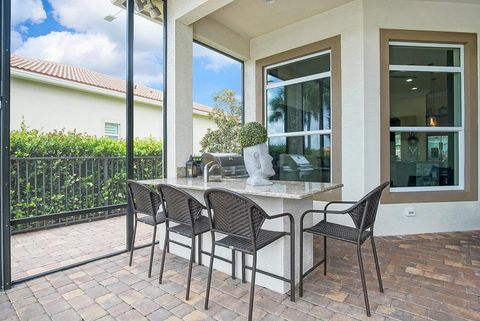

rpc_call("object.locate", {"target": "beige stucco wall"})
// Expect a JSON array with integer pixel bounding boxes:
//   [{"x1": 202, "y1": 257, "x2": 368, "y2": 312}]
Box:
[
  {"x1": 240, "y1": 0, "x2": 480, "y2": 235},
  {"x1": 10, "y1": 73, "x2": 215, "y2": 154}
]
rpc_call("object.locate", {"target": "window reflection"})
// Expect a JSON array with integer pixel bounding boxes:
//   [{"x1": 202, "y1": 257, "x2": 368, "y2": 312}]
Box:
[
  {"x1": 390, "y1": 45, "x2": 460, "y2": 67},
  {"x1": 267, "y1": 78, "x2": 330, "y2": 135},
  {"x1": 267, "y1": 54, "x2": 330, "y2": 84},
  {"x1": 390, "y1": 132, "x2": 458, "y2": 187},
  {"x1": 269, "y1": 135, "x2": 331, "y2": 182},
  {"x1": 390, "y1": 71, "x2": 461, "y2": 127}
]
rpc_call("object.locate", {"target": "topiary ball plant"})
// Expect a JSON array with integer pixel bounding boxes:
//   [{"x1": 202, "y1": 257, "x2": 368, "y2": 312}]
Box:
[{"x1": 238, "y1": 122, "x2": 268, "y2": 148}]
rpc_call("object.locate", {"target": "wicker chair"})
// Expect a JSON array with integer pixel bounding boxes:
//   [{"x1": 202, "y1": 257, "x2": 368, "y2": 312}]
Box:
[
  {"x1": 299, "y1": 182, "x2": 389, "y2": 317},
  {"x1": 157, "y1": 184, "x2": 210, "y2": 300},
  {"x1": 203, "y1": 188, "x2": 295, "y2": 321},
  {"x1": 127, "y1": 180, "x2": 167, "y2": 278}
]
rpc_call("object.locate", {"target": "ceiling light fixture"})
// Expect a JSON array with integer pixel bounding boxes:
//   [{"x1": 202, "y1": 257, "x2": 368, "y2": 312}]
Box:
[
  {"x1": 104, "y1": 9, "x2": 124, "y2": 22},
  {"x1": 144, "y1": 0, "x2": 161, "y2": 18},
  {"x1": 134, "y1": 0, "x2": 145, "y2": 12},
  {"x1": 406, "y1": 78, "x2": 413, "y2": 82},
  {"x1": 411, "y1": 87, "x2": 418, "y2": 91}
]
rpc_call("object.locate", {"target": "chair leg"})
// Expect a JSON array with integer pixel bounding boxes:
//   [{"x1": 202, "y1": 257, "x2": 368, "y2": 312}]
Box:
[
  {"x1": 290, "y1": 233, "x2": 295, "y2": 302},
  {"x1": 241, "y1": 252, "x2": 246, "y2": 283},
  {"x1": 198, "y1": 234, "x2": 202, "y2": 266},
  {"x1": 357, "y1": 244, "x2": 371, "y2": 317},
  {"x1": 166, "y1": 229, "x2": 170, "y2": 253},
  {"x1": 231, "y1": 250, "x2": 236, "y2": 280},
  {"x1": 371, "y1": 236, "x2": 384, "y2": 293},
  {"x1": 247, "y1": 253, "x2": 257, "y2": 321},
  {"x1": 148, "y1": 224, "x2": 158, "y2": 278},
  {"x1": 159, "y1": 229, "x2": 169, "y2": 284},
  {"x1": 323, "y1": 236, "x2": 327, "y2": 276},
  {"x1": 299, "y1": 229, "x2": 304, "y2": 297},
  {"x1": 204, "y1": 242, "x2": 215, "y2": 309},
  {"x1": 128, "y1": 218, "x2": 138, "y2": 266},
  {"x1": 186, "y1": 236, "x2": 196, "y2": 300}
]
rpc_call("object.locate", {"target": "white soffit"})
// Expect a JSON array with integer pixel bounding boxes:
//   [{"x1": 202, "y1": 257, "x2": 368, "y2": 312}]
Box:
[{"x1": 208, "y1": 0, "x2": 356, "y2": 39}]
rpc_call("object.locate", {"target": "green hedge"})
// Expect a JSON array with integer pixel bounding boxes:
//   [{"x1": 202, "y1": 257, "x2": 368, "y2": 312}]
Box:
[{"x1": 10, "y1": 124, "x2": 163, "y2": 221}]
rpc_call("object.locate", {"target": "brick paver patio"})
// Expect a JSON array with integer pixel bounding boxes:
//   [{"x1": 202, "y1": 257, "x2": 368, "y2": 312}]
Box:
[
  {"x1": 2, "y1": 229, "x2": 479, "y2": 321},
  {"x1": 11, "y1": 216, "x2": 153, "y2": 280}
]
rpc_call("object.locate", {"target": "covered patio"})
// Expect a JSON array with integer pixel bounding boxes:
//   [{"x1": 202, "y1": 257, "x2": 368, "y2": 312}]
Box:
[
  {"x1": 1, "y1": 0, "x2": 480, "y2": 320},
  {"x1": 2, "y1": 228, "x2": 480, "y2": 321}
]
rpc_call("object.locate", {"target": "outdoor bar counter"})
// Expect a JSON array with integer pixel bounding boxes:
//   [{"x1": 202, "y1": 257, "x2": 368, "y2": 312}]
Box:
[{"x1": 138, "y1": 177, "x2": 342, "y2": 294}]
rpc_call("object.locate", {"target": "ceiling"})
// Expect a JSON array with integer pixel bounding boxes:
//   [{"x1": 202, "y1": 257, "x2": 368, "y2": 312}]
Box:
[{"x1": 208, "y1": 0, "x2": 355, "y2": 39}]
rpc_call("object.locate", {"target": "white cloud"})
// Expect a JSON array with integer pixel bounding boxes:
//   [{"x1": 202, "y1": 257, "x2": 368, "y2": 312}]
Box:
[
  {"x1": 13, "y1": 0, "x2": 164, "y2": 88},
  {"x1": 193, "y1": 43, "x2": 237, "y2": 72},
  {"x1": 11, "y1": 0, "x2": 46, "y2": 26},
  {"x1": 11, "y1": 31, "x2": 23, "y2": 51},
  {"x1": 15, "y1": 31, "x2": 125, "y2": 77}
]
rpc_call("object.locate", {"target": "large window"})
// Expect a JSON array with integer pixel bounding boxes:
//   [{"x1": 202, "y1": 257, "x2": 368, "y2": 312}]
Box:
[
  {"x1": 380, "y1": 30, "x2": 477, "y2": 203},
  {"x1": 389, "y1": 42, "x2": 463, "y2": 191},
  {"x1": 265, "y1": 51, "x2": 332, "y2": 183}
]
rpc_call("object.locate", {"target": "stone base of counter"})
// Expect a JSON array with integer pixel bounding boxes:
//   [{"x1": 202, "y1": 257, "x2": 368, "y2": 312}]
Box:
[{"x1": 157, "y1": 191, "x2": 315, "y2": 294}]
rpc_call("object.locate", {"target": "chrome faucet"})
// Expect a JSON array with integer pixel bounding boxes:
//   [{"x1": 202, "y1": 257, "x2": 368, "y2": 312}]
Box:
[{"x1": 203, "y1": 161, "x2": 220, "y2": 183}]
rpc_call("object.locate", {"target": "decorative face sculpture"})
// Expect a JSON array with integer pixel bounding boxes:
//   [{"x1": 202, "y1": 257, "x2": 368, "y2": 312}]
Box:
[{"x1": 243, "y1": 142, "x2": 275, "y2": 186}]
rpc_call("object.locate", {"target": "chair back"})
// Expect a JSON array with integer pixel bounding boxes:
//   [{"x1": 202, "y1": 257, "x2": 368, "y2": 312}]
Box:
[
  {"x1": 157, "y1": 184, "x2": 204, "y2": 226},
  {"x1": 348, "y1": 182, "x2": 389, "y2": 231},
  {"x1": 204, "y1": 189, "x2": 266, "y2": 241},
  {"x1": 127, "y1": 180, "x2": 162, "y2": 216}
]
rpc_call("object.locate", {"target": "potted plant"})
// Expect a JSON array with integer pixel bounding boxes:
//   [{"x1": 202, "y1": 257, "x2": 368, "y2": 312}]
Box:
[{"x1": 238, "y1": 122, "x2": 275, "y2": 186}]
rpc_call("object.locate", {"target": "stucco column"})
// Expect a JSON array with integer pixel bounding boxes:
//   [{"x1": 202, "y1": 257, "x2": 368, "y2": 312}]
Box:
[
  {"x1": 243, "y1": 60, "x2": 259, "y2": 122},
  {"x1": 166, "y1": 20, "x2": 193, "y2": 178}
]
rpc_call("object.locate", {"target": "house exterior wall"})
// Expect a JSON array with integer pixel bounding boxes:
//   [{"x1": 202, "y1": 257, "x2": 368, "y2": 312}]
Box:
[
  {"x1": 10, "y1": 74, "x2": 214, "y2": 154},
  {"x1": 241, "y1": 0, "x2": 480, "y2": 235}
]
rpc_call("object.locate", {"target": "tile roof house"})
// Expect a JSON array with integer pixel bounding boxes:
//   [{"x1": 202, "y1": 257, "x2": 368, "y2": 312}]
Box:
[{"x1": 9, "y1": 55, "x2": 214, "y2": 153}]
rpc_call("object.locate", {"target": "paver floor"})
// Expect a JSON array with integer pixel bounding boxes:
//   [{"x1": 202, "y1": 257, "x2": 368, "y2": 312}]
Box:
[
  {"x1": 2, "y1": 230, "x2": 480, "y2": 321},
  {"x1": 11, "y1": 216, "x2": 153, "y2": 280}
]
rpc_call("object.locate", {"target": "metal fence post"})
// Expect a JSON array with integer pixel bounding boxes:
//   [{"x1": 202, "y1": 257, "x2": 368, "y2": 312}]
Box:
[{"x1": 0, "y1": 0, "x2": 12, "y2": 291}]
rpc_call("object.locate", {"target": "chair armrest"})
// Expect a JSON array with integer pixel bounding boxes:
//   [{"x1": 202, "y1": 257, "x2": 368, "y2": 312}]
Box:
[
  {"x1": 266, "y1": 212, "x2": 295, "y2": 235},
  {"x1": 300, "y1": 209, "x2": 348, "y2": 231},
  {"x1": 267, "y1": 212, "x2": 293, "y2": 220},
  {"x1": 324, "y1": 201, "x2": 357, "y2": 211}
]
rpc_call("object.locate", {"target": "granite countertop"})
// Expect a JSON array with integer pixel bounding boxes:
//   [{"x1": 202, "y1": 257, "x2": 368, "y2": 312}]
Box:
[{"x1": 137, "y1": 177, "x2": 343, "y2": 200}]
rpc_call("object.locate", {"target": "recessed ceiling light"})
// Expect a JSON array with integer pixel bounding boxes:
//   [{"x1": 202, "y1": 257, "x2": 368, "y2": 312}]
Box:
[
  {"x1": 406, "y1": 78, "x2": 413, "y2": 82},
  {"x1": 411, "y1": 87, "x2": 418, "y2": 91}
]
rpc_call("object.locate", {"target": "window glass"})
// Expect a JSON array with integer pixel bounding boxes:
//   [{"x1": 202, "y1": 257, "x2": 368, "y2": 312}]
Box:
[
  {"x1": 390, "y1": 45, "x2": 461, "y2": 67},
  {"x1": 265, "y1": 51, "x2": 332, "y2": 183},
  {"x1": 390, "y1": 132, "x2": 459, "y2": 187},
  {"x1": 267, "y1": 53, "x2": 330, "y2": 84},
  {"x1": 268, "y1": 135, "x2": 331, "y2": 183},
  {"x1": 105, "y1": 122, "x2": 120, "y2": 140},
  {"x1": 389, "y1": 43, "x2": 463, "y2": 190},
  {"x1": 390, "y1": 71, "x2": 462, "y2": 127},
  {"x1": 266, "y1": 78, "x2": 330, "y2": 135}
]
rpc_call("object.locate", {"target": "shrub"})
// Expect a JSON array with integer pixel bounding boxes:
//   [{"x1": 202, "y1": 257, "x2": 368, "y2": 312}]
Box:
[
  {"x1": 238, "y1": 122, "x2": 268, "y2": 148},
  {"x1": 10, "y1": 123, "x2": 163, "y2": 221}
]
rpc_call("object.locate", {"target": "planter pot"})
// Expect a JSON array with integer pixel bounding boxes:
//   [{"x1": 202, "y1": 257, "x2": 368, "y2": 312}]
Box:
[{"x1": 243, "y1": 142, "x2": 275, "y2": 186}]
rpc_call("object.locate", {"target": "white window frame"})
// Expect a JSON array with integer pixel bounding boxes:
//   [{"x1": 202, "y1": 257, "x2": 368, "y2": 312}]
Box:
[
  {"x1": 264, "y1": 50, "x2": 333, "y2": 183},
  {"x1": 388, "y1": 41, "x2": 465, "y2": 192},
  {"x1": 104, "y1": 122, "x2": 120, "y2": 140}
]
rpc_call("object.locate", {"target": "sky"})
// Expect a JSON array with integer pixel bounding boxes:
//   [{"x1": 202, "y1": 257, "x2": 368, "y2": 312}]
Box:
[{"x1": 10, "y1": 0, "x2": 242, "y2": 107}]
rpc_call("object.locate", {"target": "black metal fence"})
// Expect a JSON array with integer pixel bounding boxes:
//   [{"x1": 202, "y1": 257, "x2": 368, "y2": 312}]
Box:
[{"x1": 10, "y1": 156, "x2": 162, "y2": 233}]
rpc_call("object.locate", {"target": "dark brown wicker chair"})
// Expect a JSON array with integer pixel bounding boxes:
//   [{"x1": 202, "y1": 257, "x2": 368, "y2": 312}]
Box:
[
  {"x1": 157, "y1": 184, "x2": 210, "y2": 300},
  {"x1": 203, "y1": 188, "x2": 295, "y2": 321},
  {"x1": 127, "y1": 180, "x2": 166, "y2": 278},
  {"x1": 299, "y1": 182, "x2": 389, "y2": 317}
]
